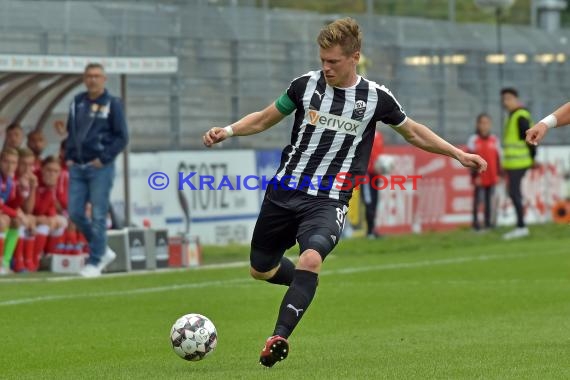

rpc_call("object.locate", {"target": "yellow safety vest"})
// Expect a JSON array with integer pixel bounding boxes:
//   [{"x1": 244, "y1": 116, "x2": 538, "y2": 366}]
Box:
[{"x1": 502, "y1": 108, "x2": 533, "y2": 170}]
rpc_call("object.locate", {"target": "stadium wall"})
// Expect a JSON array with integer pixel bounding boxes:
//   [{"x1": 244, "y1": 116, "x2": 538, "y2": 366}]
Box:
[{"x1": 1, "y1": 1, "x2": 569, "y2": 150}]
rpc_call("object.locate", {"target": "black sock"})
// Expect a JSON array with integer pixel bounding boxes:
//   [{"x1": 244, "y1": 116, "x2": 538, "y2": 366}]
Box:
[
  {"x1": 273, "y1": 269, "x2": 318, "y2": 339},
  {"x1": 267, "y1": 257, "x2": 295, "y2": 286}
]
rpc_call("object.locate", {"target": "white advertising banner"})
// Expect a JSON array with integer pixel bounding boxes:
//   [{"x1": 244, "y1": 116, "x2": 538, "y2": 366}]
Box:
[
  {"x1": 0, "y1": 54, "x2": 177, "y2": 74},
  {"x1": 111, "y1": 150, "x2": 260, "y2": 245},
  {"x1": 495, "y1": 146, "x2": 570, "y2": 226}
]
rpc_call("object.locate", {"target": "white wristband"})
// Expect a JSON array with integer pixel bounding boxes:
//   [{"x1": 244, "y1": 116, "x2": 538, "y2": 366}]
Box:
[
  {"x1": 539, "y1": 114, "x2": 558, "y2": 129},
  {"x1": 224, "y1": 125, "x2": 234, "y2": 137}
]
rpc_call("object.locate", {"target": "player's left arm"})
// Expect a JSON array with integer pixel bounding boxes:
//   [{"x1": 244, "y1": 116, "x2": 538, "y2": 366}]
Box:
[{"x1": 393, "y1": 118, "x2": 487, "y2": 172}]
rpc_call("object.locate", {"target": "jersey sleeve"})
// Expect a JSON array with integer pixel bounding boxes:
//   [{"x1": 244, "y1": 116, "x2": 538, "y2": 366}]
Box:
[
  {"x1": 274, "y1": 74, "x2": 309, "y2": 115},
  {"x1": 374, "y1": 86, "x2": 407, "y2": 127},
  {"x1": 275, "y1": 92, "x2": 296, "y2": 115},
  {"x1": 466, "y1": 134, "x2": 477, "y2": 152},
  {"x1": 0, "y1": 203, "x2": 18, "y2": 218}
]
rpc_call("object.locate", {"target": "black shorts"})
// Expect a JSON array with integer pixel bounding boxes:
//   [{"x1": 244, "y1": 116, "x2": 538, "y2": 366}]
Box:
[{"x1": 250, "y1": 181, "x2": 348, "y2": 272}]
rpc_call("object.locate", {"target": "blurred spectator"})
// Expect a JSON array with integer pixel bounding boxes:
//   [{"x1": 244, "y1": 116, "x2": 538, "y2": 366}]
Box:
[
  {"x1": 13, "y1": 148, "x2": 38, "y2": 215},
  {"x1": 8, "y1": 148, "x2": 38, "y2": 272},
  {"x1": 0, "y1": 148, "x2": 22, "y2": 274},
  {"x1": 3, "y1": 122, "x2": 25, "y2": 150},
  {"x1": 56, "y1": 140, "x2": 85, "y2": 256},
  {"x1": 361, "y1": 130, "x2": 383, "y2": 239},
  {"x1": 466, "y1": 113, "x2": 500, "y2": 231},
  {"x1": 56, "y1": 140, "x2": 69, "y2": 214},
  {"x1": 32, "y1": 156, "x2": 67, "y2": 271},
  {"x1": 500, "y1": 87, "x2": 535, "y2": 240},
  {"x1": 26, "y1": 130, "x2": 47, "y2": 177},
  {"x1": 65, "y1": 62, "x2": 129, "y2": 278}
]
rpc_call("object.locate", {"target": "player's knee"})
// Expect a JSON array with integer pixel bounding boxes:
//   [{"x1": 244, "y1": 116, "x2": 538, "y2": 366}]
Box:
[
  {"x1": 304, "y1": 234, "x2": 335, "y2": 257},
  {"x1": 297, "y1": 249, "x2": 323, "y2": 272},
  {"x1": 249, "y1": 266, "x2": 277, "y2": 280},
  {"x1": 250, "y1": 246, "x2": 283, "y2": 279}
]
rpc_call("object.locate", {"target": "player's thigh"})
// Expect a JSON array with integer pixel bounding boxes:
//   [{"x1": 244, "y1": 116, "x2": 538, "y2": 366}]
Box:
[
  {"x1": 250, "y1": 200, "x2": 297, "y2": 273},
  {"x1": 297, "y1": 201, "x2": 348, "y2": 260}
]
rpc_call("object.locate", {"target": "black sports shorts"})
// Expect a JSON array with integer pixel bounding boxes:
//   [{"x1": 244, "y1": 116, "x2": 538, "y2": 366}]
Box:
[{"x1": 250, "y1": 179, "x2": 348, "y2": 272}]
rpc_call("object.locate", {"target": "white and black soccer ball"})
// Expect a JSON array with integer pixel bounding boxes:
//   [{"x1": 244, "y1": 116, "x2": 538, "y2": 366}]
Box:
[
  {"x1": 170, "y1": 313, "x2": 218, "y2": 361},
  {"x1": 374, "y1": 155, "x2": 396, "y2": 175}
]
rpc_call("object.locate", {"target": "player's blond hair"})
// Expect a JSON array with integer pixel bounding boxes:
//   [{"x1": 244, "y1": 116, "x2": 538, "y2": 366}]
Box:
[{"x1": 317, "y1": 17, "x2": 362, "y2": 56}]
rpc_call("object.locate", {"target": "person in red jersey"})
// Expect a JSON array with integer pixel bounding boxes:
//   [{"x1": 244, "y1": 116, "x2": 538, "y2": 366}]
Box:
[
  {"x1": 3, "y1": 123, "x2": 25, "y2": 150},
  {"x1": 32, "y1": 156, "x2": 67, "y2": 270},
  {"x1": 0, "y1": 148, "x2": 27, "y2": 274},
  {"x1": 56, "y1": 140, "x2": 83, "y2": 255},
  {"x1": 466, "y1": 113, "x2": 501, "y2": 231},
  {"x1": 7, "y1": 148, "x2": 38, "y2": 272}
]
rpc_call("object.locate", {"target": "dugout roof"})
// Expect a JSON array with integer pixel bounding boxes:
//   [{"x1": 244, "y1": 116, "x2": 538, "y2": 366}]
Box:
[{"x1": 0, "y1": 54, "x2": 178, "y2": 225}]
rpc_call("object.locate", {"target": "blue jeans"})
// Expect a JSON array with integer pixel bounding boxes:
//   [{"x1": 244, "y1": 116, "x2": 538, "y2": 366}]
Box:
[{"x1": 69, "y1": 163, "x2": 115, "y2": 266}]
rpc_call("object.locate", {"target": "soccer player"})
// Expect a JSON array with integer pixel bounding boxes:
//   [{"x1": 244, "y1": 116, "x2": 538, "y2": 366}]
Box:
[
  {"x1": 203, "y1": 17, "x2": 487, "y2": 368},
  {"x1": 526, "y1": 102, "x2": 570, "y2": 146}
]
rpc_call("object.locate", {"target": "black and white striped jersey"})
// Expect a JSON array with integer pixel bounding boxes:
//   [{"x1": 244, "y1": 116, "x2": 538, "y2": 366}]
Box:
[{"x1": 273, "y1": 70, "x2": 407, "y2": 203}]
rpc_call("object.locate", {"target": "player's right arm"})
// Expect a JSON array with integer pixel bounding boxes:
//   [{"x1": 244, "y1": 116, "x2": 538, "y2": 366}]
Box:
[
  {"x1": 526, "y1": 102, "x2": 570, "y2": 146},
  {"x1": 203, "y1": 103, "x2": 287, "y2": 148}
]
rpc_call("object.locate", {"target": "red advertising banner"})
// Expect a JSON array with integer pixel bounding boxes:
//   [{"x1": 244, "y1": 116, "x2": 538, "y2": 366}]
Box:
[
  {"x1": 375, "y1": 145, "x2": 568, "y2": 235},
  {"x1": 377, "y1": 146, "x2": 472, "y2": 234}
]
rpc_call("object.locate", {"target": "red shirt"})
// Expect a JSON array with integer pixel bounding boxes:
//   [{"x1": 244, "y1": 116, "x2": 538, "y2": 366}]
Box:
[
  {"x1": 467, "y1": 133, "x2": 500, "y2": 187},
  {"x1": 367, "y1": 131, "x2": 384, "y2": 174},
  {"x1": 33, "y1": 186, "x2": 57, "y2": 217},
  {"x1": 0, "y1": 174, "x2": 18, "y2": 217},
  {"x1": 33, "y1": 157, "x2": 42, "y2": 179},
  {"x1": 5, "y1": 175, "x2": 29, "y2": 210}
]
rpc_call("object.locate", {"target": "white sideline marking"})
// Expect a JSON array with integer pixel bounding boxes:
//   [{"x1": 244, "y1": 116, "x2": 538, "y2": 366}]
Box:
[
  {"x1": 0, "y1": 252, "x2": 540, "y2": 307},
  {"x1": 0, "y1": 278, "x2": 251, "y2": 306},
  {"x1": 323, "y1": 252, "x2": 532, "y2": 275},
  {"x1": 0, "y1": 261, "x2": 252, "y2": 283}
]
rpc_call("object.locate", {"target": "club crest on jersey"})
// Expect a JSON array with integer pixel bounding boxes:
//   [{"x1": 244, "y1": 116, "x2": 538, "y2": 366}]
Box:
[
  {"x1": 353, "y1": 100, "x2": 367, "y2": 121},
  {"x1": 307, "y1": 110, "x2": 362, "y2": 136}
]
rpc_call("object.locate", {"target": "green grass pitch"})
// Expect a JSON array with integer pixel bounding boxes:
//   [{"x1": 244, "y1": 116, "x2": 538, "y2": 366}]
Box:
[{"x1": 0, "y1": 224, "x2": 568, "y2": 379}]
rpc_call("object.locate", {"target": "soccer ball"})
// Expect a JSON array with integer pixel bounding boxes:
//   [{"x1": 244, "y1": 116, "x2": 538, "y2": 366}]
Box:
[
  {"x1": 170, "y1": 313, "x2": 218, "y2": 361},
  {"x1": 374, "y1": 154, "x2": 395, "y2": 175}
]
